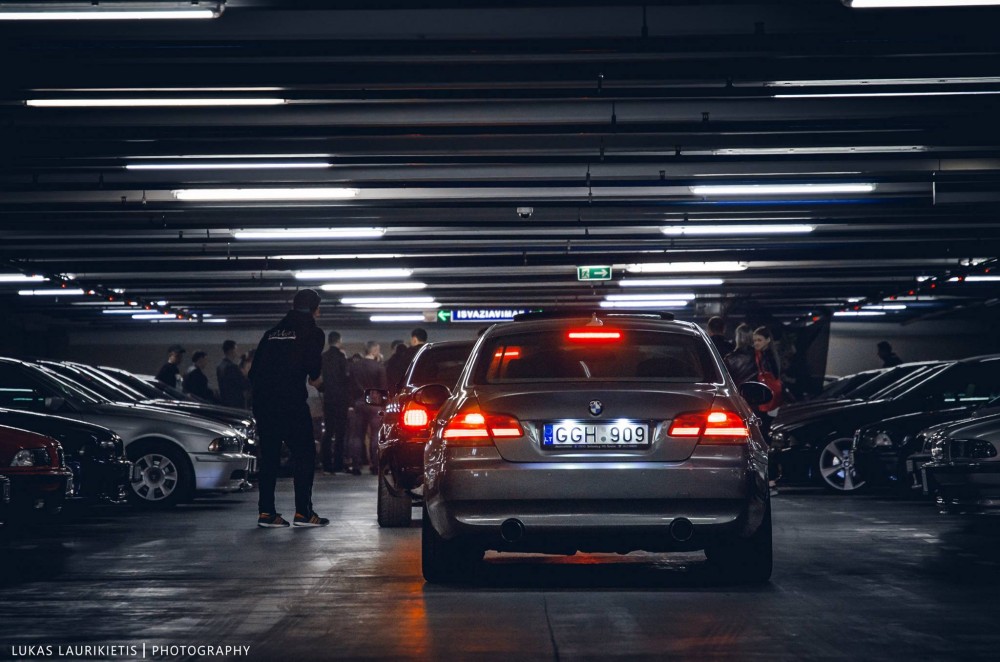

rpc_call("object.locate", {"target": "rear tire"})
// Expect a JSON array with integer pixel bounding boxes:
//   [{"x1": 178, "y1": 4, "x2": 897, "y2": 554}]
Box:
[
  {"x1": 377, "y1": 472, "x2": 412, "y2": 528},
  {"x1": 127, "y1": 441, "x2": 193, "y2": 509},
  {"x1": 706, "y1": 501, "x2": 773, "y2": 584},
  {"x1": 421, "y1": 507, "x2": 483, "y2": 583}
]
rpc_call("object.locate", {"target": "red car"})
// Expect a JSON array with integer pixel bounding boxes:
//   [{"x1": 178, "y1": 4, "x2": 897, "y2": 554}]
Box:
[{"x1": 0, "y1": 424, "x2": 74, "y2": 517}]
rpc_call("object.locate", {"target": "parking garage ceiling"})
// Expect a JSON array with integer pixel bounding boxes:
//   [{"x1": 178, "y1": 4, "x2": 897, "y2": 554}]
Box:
[{"x1": 1, "y1": 0, "x2": 999, "y2": 327}]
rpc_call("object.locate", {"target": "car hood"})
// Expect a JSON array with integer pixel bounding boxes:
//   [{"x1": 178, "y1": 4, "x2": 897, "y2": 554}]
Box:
[
  {"x1": 930, "y1": 411, "x2": 1000, "y2": 442},
  {"x1": 137, "y1": 400, "x2": 252, "y2": 426},
  {"x1": 774, "y1": 400, "x2": 895, "y2": 438},
  {"x1": 90, "y1": 402, "x2": 235, "y2": 436}
]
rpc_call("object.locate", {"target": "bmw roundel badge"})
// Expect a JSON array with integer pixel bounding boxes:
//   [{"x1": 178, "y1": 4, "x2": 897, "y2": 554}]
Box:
[{"x1": 588, "y1": 400, "x2": 603, "y2": 416}]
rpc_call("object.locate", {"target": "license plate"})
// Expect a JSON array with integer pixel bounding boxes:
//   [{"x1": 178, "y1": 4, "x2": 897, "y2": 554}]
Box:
[{"x1": 542, "y1": 422, "x2": 649, "y2": 449}]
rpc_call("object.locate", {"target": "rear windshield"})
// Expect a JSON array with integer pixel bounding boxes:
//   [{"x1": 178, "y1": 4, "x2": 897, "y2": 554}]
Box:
[
  {"x1": 472, "y1": 329, "x2": 719, "y2": 384},
  {"x1": 408, "y1": 344, "x2": 474, "y2": 388}
]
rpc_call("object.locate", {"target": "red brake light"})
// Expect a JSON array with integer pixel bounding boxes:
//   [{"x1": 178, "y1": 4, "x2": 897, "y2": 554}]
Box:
[
  {"x1": 442, "y1": 405, "x2": 524, "y2": 445},
  {"x1": 668, "y1": 410, "x2": 749, "y2": 443},
  {"x1": 566, "y1": 329, "x2": 622, "y2": 342},
  {"x1": 493, "y1": 348, "x2": 521, "y2": 359},
  {"x1": 401, "y1": 401, "x2": 430, "y2": 429}
]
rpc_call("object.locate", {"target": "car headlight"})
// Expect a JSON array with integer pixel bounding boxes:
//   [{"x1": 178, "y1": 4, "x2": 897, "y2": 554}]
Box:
[
  {"x1": 11, "y1": 448, "x2": 50, "y2": 466},
  {"x1": 873, "y1": 432, "x2": 894, "y2": 448},
  {"x1": 11, "y1": 449, "x2": 35, "y2": 466},
  {"x1": 208, "y1": 436, "x2": 244, "y2": 453},
  {"x1": 931, "y1": 440, "x2": 947, "y2": 462}
]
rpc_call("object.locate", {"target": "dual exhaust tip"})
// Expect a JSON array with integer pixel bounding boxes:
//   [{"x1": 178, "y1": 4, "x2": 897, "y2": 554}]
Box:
[{"x1": 499, "y1": 517, "x2": 694, "y2": 544}]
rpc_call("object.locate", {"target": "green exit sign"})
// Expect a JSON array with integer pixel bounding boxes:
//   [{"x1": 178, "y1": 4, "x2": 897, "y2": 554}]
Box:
[{"x1": 577, "y1": 266, "x2": 612, "y2": 281}]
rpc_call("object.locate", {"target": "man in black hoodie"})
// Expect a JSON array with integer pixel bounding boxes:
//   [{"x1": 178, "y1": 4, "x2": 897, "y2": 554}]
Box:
[{"x1": 249, "y1": 289, "x2": 328, "y2": 528}]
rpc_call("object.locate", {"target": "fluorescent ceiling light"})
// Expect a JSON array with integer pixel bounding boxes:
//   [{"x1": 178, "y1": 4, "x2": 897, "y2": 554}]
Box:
[
  {"x1": 353, "y1": 303, "x2": 441, "y2": 310},
  {"x1": 690, "y1": 183, "x2": 875, "y2": 196},
  {"x1": 174, "y1": 187, "x2": 359, "y2": 201},
  {"x1": 370, "y1": 314, "x2": 426, "y2": 323},
  {"x1": 320, "y1": 282, "x2": 426, "y2": 292},
  {"x1": 341, "y1": 296, "x2": 436, "y2": 306},
  {"x1": 619, "y1": 278, "x2": 724, "y2": 287},
  {"x1": 28, "y1": 98, "x2": 284, "y2": 107},
  {"x1": 625, "y1": 262, "x2": 748, "y2": 274},
  {"x1": 834, "y1": 311, "x2": 887, "y2": 317},
  {"x1": 274, "y1": 254, "x2": 403, "y2": 260},
  {"x1": 204, "y1": 318, "x2": 228, "y2": 323},
  {"x1": 599, "y1": 300, "x2": 689, "y2": 309},
  {"x1": 713, "y1": 146, "x2": 926, "y2": 155},
  {"x1": 296, "y1": 268, "x2": 412, "y2": 280},
  {"x1": 662, "y1": 224, "x2": 815, "y2": 236},
  {"x1": 847, "y1": 1, "x2": 1000, "y2": 7},
  {"x1": 961, "y1": 276, "x2": 1000, "y2": 282},
  {"x1": 774, "y1": 90, "x2": 1000, "y2": 98},
  {"x1": 129, "y1": 153, "x2": 329, "y2": 159},
  {"x1": 847, "y1": 297, "x2": 866, "y2": 302},
  {"x1": 606, "y1": 293, "x2": 697, "y2": 302},
  {"x1": 133, "y1": 314, "x2": 178, "y2": 320},
  {"x1": 18, "y1": 288, "x2": 84, "y2": 296},
  {"x1": 863, "y1": 304, "x2": 907, "y2": 310},
  {"x1": 0, "y1": 7, "x2": 221, "y2": 20},
  {"x1": 72, "y1": 301, "x2": 125, "y2": 306},
  {"x1": 233, "y1": 228, "x2": 385, "y2": 240},
  {"x1": 0, "y1": 274, "x2": 47, "y2": 283},
  {"x1": 103, "y1": 309, "x2": 157, "y2": 315},
  {"x1": 126, "y1": 162, "x2": 330, "y2": 171}
]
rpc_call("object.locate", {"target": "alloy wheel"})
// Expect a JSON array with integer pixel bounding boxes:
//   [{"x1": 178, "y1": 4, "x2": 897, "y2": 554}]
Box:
[{"x1": 818, "y1": 438, "x2": 866, "y2": 492}]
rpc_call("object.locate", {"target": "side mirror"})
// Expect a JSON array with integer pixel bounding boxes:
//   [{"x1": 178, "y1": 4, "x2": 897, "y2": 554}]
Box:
[
  {"x1": 365, "y1": 389, "x2": 389, "y2": 407},
  {"x1": 739, "y1": 381, "x2": 773, "y2": 407},
  {"x1": 412, "y1": 383, "x2": 451, "y2": 409},
  {"x1": 44, "y1": 396, "x2": 67, "y2": 412}
]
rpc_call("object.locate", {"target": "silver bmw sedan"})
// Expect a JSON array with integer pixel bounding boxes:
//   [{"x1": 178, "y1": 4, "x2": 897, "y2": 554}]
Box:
[{"x1": 422, "y1": 312, "x2": 773, "y2": 583}]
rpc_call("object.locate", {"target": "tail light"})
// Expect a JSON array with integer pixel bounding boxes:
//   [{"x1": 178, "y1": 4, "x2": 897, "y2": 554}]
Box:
[
  {"x1": 667, "y1": 410, "x2": 749, "y2": 444},
  {"x1": 442, "y1": 404, "x2": 524, "y2": 446},
  {"x1": 566, "y1": 329, "x2": 622, "y2": 342},
  {"x1": 401, "y1": 401, "x2": 430, "y2": 429}
]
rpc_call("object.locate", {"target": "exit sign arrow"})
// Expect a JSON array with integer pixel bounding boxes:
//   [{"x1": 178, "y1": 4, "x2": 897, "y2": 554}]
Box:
[
  {"x1": 577, "y1": 266, "x2": 612, "y2": 281},
  {"x1": 436, "y1": 310, "x2": 452, "y2": 322}
]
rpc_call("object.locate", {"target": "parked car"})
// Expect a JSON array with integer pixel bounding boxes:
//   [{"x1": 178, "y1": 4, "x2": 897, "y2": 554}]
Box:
[
  {"x1": 852, "y1": 395, "x2": 1000, "y2": 493},
  {"x1": 0, "y1": 474, "x2": 11, "y2": 527},
  {"x1": 0, "y1": 357, "x2": 254, "y2": 508},
  {"x1": 0, "y1": 408, "x2": 131, "y2": 503},
  {"x1": 40, "y1": 361, "x2": 257, "y2": 442},
  {"x1": 370, "y1": 341, "x2": 475, "y2": 527},
  {"x1": 0, "y1": 424, "x2": 74, "y2": 517},
  {"x1": 774, "y1": 361, "x2": 942, "y2": 424},
  {"x1": 922, "y1": 414, "x2": 1000, "y2": 512},
  {"x1": 770, "y1": 355, "x2": 1000, "y2": 492},
  {"x1": 420, "y1": 311, "x2": 774, "y2": 583}
]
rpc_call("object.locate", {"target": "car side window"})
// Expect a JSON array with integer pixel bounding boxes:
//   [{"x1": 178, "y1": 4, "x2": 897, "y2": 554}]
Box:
[{"x1": 0, "y1": 364, "x2": 50, "y2": 412}]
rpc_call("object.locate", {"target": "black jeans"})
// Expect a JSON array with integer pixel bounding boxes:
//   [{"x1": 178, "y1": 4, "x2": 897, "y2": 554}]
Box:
[
  {"x1": 255, "y1": 403, "x2": 316, "y2": 517},
  {"x1": 321, "y1": 399, "x2": 349, "y2": 472},
  {"x1": 349, "y1": 399, "x2": 382, "y2": 471}
]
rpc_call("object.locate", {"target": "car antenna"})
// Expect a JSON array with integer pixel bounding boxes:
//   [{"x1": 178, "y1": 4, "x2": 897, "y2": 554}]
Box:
[{"x1": 585, "y1": 312, "x2": 604, "y2": 326}]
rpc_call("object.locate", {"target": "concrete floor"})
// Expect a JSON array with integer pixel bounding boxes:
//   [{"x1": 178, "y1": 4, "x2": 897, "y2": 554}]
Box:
[{"x1": 2, "y1": 477, "x2": 1000, "y2": 661}]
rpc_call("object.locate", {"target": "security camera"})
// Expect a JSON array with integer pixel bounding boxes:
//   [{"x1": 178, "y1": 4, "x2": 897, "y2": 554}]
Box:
[{"x1": 516, "y1": 207, "x2": 534, "y2": 219}]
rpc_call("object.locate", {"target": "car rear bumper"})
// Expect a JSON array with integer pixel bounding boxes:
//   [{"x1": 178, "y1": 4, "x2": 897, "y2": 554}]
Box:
[
  {"x1": 192, "y1": 452, "x2": 256, "y2": 491},
  {"x1": 425, "y1": 445, "x2": 767, "y2": 552}
]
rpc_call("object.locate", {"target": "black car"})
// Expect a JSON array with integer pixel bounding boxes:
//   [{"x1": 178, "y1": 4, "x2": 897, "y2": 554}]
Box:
[
  {"x1": 852, "y1": 396, "x2": 1000, "y2": 494},
  {"x1": 371, "y1": 341, "x2": 475, "y2": 527},
  {"x1": 0, "y1": 474, "x2": 10, "y2": 527},
  {"x1": 774, "y1": 362, "x2": 941, "y2": 424},
  {"x1": 770, "y1": 355, "x2": 1000, "y2": 492},
  {"x1": 0, "y1": 407, "x2": 132, "y2": 503}
]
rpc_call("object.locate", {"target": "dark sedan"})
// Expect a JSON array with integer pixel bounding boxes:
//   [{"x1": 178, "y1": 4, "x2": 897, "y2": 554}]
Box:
[
  {"x1": 0, "y1": 408, "x2": 131, "y2": 503},
  {"x1": 770, "y1": 355, "x2": 1000, "y2": 492},
  {"x1": 852, "y1": 396, "x2": 1000, "y2": 493},
  {"x1": 372, "y1": 341, "x2": 475, "y2": 527}
]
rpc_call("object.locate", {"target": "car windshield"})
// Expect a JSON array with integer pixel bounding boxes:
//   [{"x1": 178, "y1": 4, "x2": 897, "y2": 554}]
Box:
[
  {"x1": 819, "y1": 371, "x2": 882, "y2": 399},
  {"x1": 473, "y1": 328, "x2": 719, "y2": 384},
  {"x1": 871, "y1": 364, "x2": 950, "y2": 401},
  {"x1": 31, "y1": 364, "x2": 107, "y2": 405},
  {"x1": 44, "y1": 363, "x2": 141, "y2": 402},
  {"x1": 408, "y1": 344, "x2": 474, "y2": 388},
  {"x1": 847, "y1": 364, "x2": 931, "y2": 400},
  {"x1": 99, "y1": 368, "x2": 166, "y2": 399}
]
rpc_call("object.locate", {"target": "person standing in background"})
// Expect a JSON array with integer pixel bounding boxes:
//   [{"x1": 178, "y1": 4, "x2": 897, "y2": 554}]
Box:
[
  {"x1": 319, "y1": 331, "x2": 350, "y2": 474},
  {"x1": 182, "y1": 350, "x2": 217, "y2": 402},
  {"x1": 707, "y1": 316, "x2": 735, "y2": 357},
  {"x1": 218, "y1": 340, "x2": 250, "y2": 409},
  {"x1": 155, "y1": 344, "x2": 185, "y2": 389},
  {"x1": 877, "y1": 341, "x2": 903, "y2": 368},
  {"x1": 348, "y1": 341, "x2": 387, "y2": 476},
  {"x1": 383, "y1": 339, "x2": 410, "y2": 395},
  {"x1": 249, "y1": 289, "x2": 328, "y2": 528}
]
